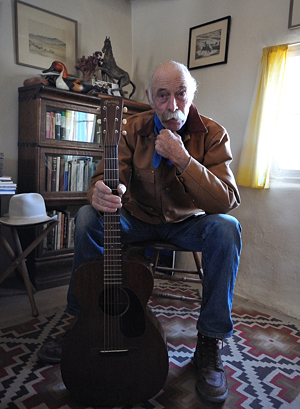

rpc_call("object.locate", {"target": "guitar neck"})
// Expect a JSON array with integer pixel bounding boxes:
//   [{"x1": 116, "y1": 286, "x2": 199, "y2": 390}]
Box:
[{"x1": 101, "y1": 97, "x2": 124, "y2": 286}]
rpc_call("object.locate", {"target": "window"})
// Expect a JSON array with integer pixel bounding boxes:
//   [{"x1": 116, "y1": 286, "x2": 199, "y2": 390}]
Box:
[{"x1": 272, "y1": 44, "x2": 300, "y2": 181}]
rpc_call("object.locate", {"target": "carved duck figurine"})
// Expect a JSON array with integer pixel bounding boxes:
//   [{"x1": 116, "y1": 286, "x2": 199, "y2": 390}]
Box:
[{"x1": 42, "y1": 61, "x2": 102, "y2": 94}]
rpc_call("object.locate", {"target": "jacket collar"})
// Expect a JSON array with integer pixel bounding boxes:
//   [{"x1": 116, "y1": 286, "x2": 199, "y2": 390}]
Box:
[{"x1": 139, "y1": 103, "x2": 207, "y2": 140}]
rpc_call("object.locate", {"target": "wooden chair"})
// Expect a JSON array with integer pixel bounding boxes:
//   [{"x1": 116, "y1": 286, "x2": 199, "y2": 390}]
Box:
[{"x1": 126, "y1": 241, "x2": 203, "y2": 302}]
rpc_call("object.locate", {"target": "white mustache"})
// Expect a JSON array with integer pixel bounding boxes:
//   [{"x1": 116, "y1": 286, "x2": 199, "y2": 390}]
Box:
[{"x1": 161, "y1": 110, "x2": 186, "y2": 122}]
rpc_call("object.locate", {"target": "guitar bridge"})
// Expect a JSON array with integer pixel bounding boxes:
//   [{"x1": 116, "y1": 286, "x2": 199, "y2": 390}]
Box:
[{"x1": 95, "y1": 348, "x2": 130, "y2": 356}]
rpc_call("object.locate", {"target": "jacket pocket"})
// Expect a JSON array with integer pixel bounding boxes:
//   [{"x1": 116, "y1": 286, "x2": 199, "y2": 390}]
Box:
[{"x1": 131, "y1": 168, "x2": 156, "y2": 205}]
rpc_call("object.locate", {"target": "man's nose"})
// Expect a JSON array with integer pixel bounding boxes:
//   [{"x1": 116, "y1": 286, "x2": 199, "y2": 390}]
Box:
[{"x1": 167, "y1": 95, "x2": 178, "y2": 112}]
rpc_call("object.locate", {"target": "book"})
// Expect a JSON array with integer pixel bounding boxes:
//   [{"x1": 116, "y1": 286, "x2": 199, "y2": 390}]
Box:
[
  {"x1": 65, "y1": 110, "x2": 74, "y2": 140},
  {"x1": 49, "y1": 112, "x2": 54, "y2": 139},
  {"x1": 59, "y1": 157, "x2": 66, "y2": 191},
  {"x1": 55, "y1": 156, "x2": 61, "y2": 192},
  {"x1": 83, "y1": 158, "x2": 91, "y2": 191},
  {"x1": 69, "y1": 157, "x2": 78, "y2": 191},
  {"x1": 52, "y1": 114, "x2": 56, "y2": 139},
  {"x1": 55, "y1": 112, "x2": 61, "y2": 139},
  {"x1": 63, "y1": 211, "x2": 70, "y2": 248},
  {"x1": 44, "y1": 210, "x2": 74, "y2": 251},
  {"x1": 46, "y1": 156, "x2": 52, "y2": 192},
  {"x1": 77, "y1": 158, "x2": 85, "y2": 191},
  {"x1": 56, "y1": 211, "x2": 62, "y2": 250},
  {"x1": 45, "y1": 112, "x2": 51, "y2": 138},
  {"x1": 0, "y1": 181, "x2": 17, "y2": 187},
  {"x1": 0, "y1": 190, "x2": 16, "y2": 195},
  {"x1": 61, "y1": 111, "x2": 66, "y2": 140},
  {"x1": 51, "y1": 156, "x2": 57, "y2": 191},
  {"x1": 68, "y1": 217, "x2": 75, "y2": 248},
  {"x1": 0, "y1": 185, "x2": 17, "y2": 189},
  {"x1": 45, "y1": 210, "x2": 56, "y2": 250}
]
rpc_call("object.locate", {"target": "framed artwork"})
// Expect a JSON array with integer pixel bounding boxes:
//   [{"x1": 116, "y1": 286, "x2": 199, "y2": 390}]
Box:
[
  {"x1": 15, "y1": 0, "x2": 78, "y2": 75},
  {"x1": 288, "y1": 0, "x2": 300, "y2": 29},
  {"x1": 187, "y1": 16, "x2": 231, "y2": 70}
]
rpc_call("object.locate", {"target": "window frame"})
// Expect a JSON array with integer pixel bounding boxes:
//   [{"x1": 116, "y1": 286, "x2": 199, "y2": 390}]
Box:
[{"x1": 271, "y1": 43, "x2": 300, "y2": 183}]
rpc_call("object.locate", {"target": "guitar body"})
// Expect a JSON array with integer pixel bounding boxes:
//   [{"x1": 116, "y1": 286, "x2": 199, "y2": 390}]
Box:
[{"x1": 61, "y1": 258, "x2": 169, "y2": 406}]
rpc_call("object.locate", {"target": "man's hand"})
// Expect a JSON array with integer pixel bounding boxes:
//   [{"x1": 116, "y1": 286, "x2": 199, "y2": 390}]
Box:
[
  {"x1": 155, "y1": 129, "x2": 190, "y2": 173},
  {"x1": 91, "y1": 180, "x2": 126, "y2": 213}
]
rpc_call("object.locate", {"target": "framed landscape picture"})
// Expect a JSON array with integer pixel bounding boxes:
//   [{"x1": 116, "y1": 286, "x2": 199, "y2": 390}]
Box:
[
  {"x1": 15, "y1": 0, "x2": 78, "y2": 75},
  {"x1": 187, "y1": 16, "x2": 231, "y2": 70}
]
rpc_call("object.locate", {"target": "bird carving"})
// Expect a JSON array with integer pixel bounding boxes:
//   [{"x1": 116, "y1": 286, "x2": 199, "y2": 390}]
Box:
[{"x1": 42, "y1": 61, "x2": 107, "y2": 94}]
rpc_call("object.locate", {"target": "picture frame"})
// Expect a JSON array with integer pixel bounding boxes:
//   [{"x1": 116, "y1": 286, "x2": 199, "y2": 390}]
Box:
[
  {"x1": 288, "y1": 0, "x2": 300, "y2": 29},
  {"x1": 187, "y1": 16, "x2": 231, "y2": 70},
  {"x1": 15, "y1": 0, "x2": 78, "y2": 75}
]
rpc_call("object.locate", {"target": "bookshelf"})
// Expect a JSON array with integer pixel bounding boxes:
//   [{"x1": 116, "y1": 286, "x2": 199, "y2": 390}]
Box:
[{"x1": 18, "y1": 84, "x2": 151, "y2": 290}]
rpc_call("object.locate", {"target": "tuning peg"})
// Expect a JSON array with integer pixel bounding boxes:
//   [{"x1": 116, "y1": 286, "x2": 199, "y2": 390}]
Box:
[
  {"x1": 122, "y1": 119, "x2": 127, "y2": 125},
  {"x1": 123, "y1": 106, "x2": 128, "y2": 113},
  {"x1": 122, "y1": 131, "x2": 127, "y2": 136}
]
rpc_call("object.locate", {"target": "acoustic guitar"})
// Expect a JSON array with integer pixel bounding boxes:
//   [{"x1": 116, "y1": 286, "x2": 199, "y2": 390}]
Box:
[{"x1": 60, "y1": 97, "x2": 169, "y2": 406}]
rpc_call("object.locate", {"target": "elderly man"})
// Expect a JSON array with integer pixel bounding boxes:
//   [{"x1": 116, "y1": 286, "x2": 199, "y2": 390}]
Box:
[{"x1": 38, "y1": 61, "x2": 241, "y2": 404}]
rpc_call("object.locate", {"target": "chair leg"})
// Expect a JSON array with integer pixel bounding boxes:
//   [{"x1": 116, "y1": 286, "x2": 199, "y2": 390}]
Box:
[
  {"x1": 193, "y1": 252, "x2": 204, "y2": 279},
  {"x1": 151, "y1": 290, "x2": 200, "y2": 302},
  {"x1": 151, "y1": 249, "x2": 160, "y2": 272},
  {"x1": 151, "y1": 248, "x2": 202, "y2": 302}
]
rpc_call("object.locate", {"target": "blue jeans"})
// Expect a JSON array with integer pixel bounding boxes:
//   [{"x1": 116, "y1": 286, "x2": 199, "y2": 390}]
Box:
[{"x1": 67, "y1": 205, "x2": 242, "y2": 339}]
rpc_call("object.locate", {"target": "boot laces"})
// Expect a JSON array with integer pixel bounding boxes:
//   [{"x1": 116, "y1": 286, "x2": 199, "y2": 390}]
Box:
[{"x1": 199, "y1": 336, "x2": 222, "y2": 369}]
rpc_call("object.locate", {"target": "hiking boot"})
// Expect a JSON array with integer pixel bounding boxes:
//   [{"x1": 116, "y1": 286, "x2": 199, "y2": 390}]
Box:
[
  {"x1": 37, "y1": 333, "x2": 67, "y2": 364},
  {"x1": 193, "y1": 334, "x2": 228, "y2": 403}
]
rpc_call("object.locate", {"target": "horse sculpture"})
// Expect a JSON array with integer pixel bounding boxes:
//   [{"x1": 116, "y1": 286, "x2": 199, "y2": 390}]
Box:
[{"x1": 99, "y1": 37, "x2": 136, "y2": 99}]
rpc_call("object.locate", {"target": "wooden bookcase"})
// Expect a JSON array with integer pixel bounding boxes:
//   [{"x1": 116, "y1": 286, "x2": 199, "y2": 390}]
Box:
[{"x1": 18, "y1": 84, "x2": 151, "y2": 290}]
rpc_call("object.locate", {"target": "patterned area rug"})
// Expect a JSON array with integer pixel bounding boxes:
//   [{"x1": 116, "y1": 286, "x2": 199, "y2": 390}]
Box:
[{"x1": 1, "y1": 279, "x2": 299, "y2": 409}]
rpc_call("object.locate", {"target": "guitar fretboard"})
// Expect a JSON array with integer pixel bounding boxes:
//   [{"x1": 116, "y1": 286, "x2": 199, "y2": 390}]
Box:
[{"x1": 102, "y1": 99, "x2": 124, "y2": 288}]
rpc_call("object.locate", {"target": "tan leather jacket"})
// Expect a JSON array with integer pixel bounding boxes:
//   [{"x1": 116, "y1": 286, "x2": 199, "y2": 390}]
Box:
[{"x1": 88, "y1": 103, "x2": 240, "y2": 224}]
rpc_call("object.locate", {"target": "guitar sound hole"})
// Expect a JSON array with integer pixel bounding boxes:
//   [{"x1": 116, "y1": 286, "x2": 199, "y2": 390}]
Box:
[{"x1": 99, "y1": 287, "x2": 129, "y2": 317}]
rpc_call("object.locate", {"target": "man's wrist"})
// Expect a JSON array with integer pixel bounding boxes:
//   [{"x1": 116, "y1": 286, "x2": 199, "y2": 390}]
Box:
[{"x1": 176, "y1": 156, "x2": 191, "y2": 174}]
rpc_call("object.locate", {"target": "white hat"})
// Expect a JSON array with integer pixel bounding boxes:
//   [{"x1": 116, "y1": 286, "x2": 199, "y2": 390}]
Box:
[{"x1": 0, "y1": 193, "x2": 57, "y2": 226}]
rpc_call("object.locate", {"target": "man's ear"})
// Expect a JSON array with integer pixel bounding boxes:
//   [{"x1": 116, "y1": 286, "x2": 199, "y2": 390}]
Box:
[{"x1": 145, "y1": 89, "x2": 155, "y2": 108}]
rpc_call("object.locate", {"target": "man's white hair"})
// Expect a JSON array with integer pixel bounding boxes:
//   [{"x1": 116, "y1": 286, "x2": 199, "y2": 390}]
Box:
[{"x1": 147, "y1": 61, "x2": 197, "y2": 105}]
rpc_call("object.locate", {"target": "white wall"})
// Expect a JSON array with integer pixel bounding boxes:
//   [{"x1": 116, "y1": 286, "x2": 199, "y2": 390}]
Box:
[{"x1": 131, "y1": 0, "x2": 300, "y2": 319}]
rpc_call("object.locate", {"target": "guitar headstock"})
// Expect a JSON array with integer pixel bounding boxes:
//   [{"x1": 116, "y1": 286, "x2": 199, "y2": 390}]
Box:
[{"x1": 101, "y1": 97, "x2": 124, "y2": 147}]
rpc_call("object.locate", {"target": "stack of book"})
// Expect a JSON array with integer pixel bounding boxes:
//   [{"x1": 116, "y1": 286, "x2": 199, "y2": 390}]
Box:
[
  {"x1": 0, "y1": 176, "x2": 17, "y2": 195},
  {"x1": 45, "y1": 110, "x2": 99, "y2": 143},
  {"x1": 46, "y1": 155, "x2": 100, "y2": 192},
  {"x1": 44, "y1": 210, "x2": 75, "y2": 251}
]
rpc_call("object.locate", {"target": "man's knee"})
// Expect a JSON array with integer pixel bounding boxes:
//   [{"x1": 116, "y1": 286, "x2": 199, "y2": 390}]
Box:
[
  {"x1": 220, "y1": 214, "x2": 241, "y2": 235},
  {"x1": 206, "y1": 214, "x2": 241, "y2": 246},
  {"x1": 74, "y1": 205, "x2": 102, "y2": 235}
]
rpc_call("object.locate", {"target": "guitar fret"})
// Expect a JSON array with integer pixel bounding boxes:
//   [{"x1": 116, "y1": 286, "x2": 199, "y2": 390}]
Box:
[{"x1": 104, "y1": 245, "x2": 121, "y2": 249}]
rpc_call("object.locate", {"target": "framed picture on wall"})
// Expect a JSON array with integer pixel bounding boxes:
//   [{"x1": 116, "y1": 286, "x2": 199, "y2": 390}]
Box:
[
  {"x1": 288, "y1": 0, "x2": 300, "y2": 29},
  {"x1": 15, "y1": 0, "x2": 78, "y2": 75},
  {"x1": 187, "y1": 16, "x2": 231, "y2": 70}
]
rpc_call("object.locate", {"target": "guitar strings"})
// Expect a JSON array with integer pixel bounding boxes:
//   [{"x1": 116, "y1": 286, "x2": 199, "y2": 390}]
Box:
[{"x1": 103, "y1": 104, "x2": 123, "y2": 353}]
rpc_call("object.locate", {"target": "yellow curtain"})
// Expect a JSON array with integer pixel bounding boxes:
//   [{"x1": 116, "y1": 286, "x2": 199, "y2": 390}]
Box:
[{"x1": 236, "y1": 44, "x2": 288, "y2": 188}]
